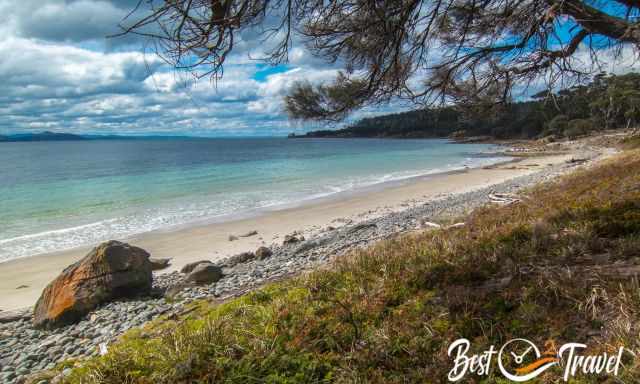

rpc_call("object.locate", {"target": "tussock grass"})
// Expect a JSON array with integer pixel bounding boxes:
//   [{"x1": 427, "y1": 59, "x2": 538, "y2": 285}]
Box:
[
  {"x1": 65, "y1": 151, "x2": 640, "y2": 383},
  {"x1": 621, "y1": 134, "x2": 640, "y2": 150}
]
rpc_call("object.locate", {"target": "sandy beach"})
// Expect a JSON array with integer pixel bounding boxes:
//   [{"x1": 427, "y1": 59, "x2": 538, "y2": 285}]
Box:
[{"x1": 0, "y1": 151, "x2": 577, "y2": 311}]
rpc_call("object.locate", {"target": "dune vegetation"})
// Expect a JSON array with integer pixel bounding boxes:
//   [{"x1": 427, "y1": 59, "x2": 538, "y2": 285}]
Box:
[{"x1": 56, "y1": 147, "x2": 640, "y2": 383}]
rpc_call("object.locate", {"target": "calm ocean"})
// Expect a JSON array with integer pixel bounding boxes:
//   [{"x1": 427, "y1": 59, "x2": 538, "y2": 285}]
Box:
[{"x1": 0, "y1": 138, "x2": 508, "y2": 261}]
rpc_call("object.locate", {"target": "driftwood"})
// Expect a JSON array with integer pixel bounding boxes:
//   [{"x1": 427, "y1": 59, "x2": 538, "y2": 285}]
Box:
[
  {"x1": 415, "y1": 221, "x2": 463, "y2": 230},
  {"x1": 420, "y1": 221, "x2": 442, "y2": 229},
  {"x1": 488, "y1": 192, "x2": 521, "y2": 205}
]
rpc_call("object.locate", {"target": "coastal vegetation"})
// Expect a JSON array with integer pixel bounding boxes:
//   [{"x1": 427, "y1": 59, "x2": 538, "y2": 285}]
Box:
[
  {"x1": 293, "y1": 73, "x2": 640, "y2": 139},
  {"x1": 58, "y1": 144, "x2": 640, "y2": 383}
]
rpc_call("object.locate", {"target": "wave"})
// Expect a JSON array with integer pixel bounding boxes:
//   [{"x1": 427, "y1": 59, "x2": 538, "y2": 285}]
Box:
[{"x1": 0, "y1": 153, "x2": 510, "y2": 263}]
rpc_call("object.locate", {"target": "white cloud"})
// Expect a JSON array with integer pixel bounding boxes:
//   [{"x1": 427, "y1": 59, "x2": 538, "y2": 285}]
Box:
[
  {"x1": 247, "y1": 68, "x2": 340, "y2": 115},
  {"x1": 0, "y1": 0, "x2": 387, "y2": 136},
  {"x1": 14, "y1": 0, "x2": 127, "y2": 42}
]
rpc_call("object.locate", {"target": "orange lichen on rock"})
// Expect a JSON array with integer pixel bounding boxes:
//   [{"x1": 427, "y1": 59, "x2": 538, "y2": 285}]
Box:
[{"x1": 33, "y1": 240, "x2": 153, "y2": 329}]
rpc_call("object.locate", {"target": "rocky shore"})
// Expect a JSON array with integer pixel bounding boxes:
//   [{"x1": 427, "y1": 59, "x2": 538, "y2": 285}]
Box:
[{"x1": 0, "y1": 147, "x2": 605, "y2": 384}]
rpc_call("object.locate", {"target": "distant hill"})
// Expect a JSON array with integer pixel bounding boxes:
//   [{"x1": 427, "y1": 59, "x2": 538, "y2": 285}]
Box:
[
  {"x1": 0, "y1": 131, "x2": 194, "y2": 142},
  {"x1": 3, "y1": 131, "x2": 89, "y2": 142}
]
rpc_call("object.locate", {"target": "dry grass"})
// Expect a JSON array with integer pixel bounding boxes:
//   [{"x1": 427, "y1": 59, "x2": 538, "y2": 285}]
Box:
[{"x1": 63, "y1": 150, "x2": 640, "y2": 383}]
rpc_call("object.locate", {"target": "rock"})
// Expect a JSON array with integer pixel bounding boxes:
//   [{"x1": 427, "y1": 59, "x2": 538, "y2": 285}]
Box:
[
  {"x1": 294, "y1": 241, "x2": 318, "y2": 255},
  {"x1": 255, "y1": 246, "x2": 272, "y2": 260},
  {"x1": 180, "y1": 260, "x2": 213, "y2": 274},
  {"x1": 228, "y1": 235, "x2": 239, "y2": 241},
  {"x1": 33, "y1": 241, "x2": 153, "y2": 329},
  {"x1": 164, "y1": 283, "x2": 194, "y2": 299},
  {"x1": 346, "y1": 223, "x2": 377, "y2": 235},
  {"x1": 224, "y1": 252, "x2": 255, "y2": 267},
  {"x1": 149, "y1": 258, "x2": 171, "y2": 271},
  {"x1": 283, "y1": 234, "x2": 301, "y2": 245},
  {"x1": 239, "y1": 230, "x2": 258, "y2": 237},
  {"x1": 0, "y1": 308, "x2": 31, "y2": 323},
  {"x1": 185, "y1": 264, "x2": 223, "y2": 285}
]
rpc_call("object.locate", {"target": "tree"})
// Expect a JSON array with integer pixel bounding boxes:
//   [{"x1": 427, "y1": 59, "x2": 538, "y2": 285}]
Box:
[
  {"x1": 292, "y1": 73, "x2": 640, "y2": 139},
  {"x1": 565, "y1": 118, "x2": 594, "y2": 138},
  {"x1": 119, "y1": 1, "x2": 640, "y2": 121},
  {"x1": 546, "y1": 114, "x2": 569, "y2": 136}
]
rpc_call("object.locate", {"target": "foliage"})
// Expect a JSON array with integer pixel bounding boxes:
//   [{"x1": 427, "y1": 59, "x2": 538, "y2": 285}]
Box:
[
  {"x1": 621, "y1": 135, "x2": 640, "y2": 149},
  {"x1": 119, "y1": 1, "x2": 640, "y2": 121},
  {"x1": 64, "y1": 149, "x2": 640, "y2": 383},
  {"x1": 565, "y1": 119, "x2": 595, "y2": 139},
  {"x1": 297, "y1": 73, "x2": 640, "y2": 139},
  {"x1": 545, "y1": 115, "x2": 569, "y2": 137}
]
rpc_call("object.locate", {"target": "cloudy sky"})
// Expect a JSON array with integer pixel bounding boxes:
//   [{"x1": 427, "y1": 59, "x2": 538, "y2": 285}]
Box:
[
  {"x1": 0, "y1": 0, "x2": 407, "y2": 136},
  {"x1": 1, "y1": 1, "x2": 638, "y2": 137}
]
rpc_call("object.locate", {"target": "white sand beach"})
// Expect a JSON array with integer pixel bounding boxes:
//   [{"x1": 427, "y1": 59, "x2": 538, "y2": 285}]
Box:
[{"x1": 0, "y1": 151, "x2": 577, "y2": 311}]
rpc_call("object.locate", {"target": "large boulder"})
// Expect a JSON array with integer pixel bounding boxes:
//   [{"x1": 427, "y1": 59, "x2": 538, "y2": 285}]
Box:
[
  {"x1": 33, "y1": 241, "x2": 152, "y2": 329},
  {"x1": 185, "y1": 264, "x2": 223, "y2": 285},
  {"x1": 224, "y1": 252, "x2": 255, "y2": 267},
  {"x1": 180, "y1": 260, "x2": 213, "y2": 274}
]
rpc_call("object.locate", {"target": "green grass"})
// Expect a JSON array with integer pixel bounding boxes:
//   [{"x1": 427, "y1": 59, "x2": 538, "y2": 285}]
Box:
[
  {"x1": 620, "y1": 134, "x2": 640, "y2": 149},
  {"x1": 62, "y1": 150, "x2": 640, "y2": 383}
]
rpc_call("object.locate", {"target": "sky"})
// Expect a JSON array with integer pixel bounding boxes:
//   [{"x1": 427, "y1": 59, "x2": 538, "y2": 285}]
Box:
[
  {"x1": 0, "y1": 1, "x2": 638, "y2": 137},
  {"x1": 0, "y1": 0, "x2": 406, "y2": 137}
]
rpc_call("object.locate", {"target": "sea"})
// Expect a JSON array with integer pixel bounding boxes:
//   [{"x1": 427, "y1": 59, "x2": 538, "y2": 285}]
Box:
[{"x1": 0, "y1": 138, "x2": 509, "y2": 262}]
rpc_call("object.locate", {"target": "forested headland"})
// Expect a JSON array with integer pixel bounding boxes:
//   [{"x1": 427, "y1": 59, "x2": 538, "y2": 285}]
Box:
[{"x1": 293, "y1": 73, "x2": 640, "y2": 140}]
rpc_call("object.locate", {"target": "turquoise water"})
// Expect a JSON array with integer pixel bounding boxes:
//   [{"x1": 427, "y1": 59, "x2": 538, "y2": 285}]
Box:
[{"x1": 0, "y1": 138, "x2": 508, "y2": 261}]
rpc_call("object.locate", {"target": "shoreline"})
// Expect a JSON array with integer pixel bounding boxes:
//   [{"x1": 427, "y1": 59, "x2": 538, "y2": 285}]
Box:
[
  {"x1": 0, "y1": 140, "x2": 610, "y2": 382},
  {"x1": 0, "y1": 150, "x2": 575, "y2": 311},
  {"x1": 0, "y1": 146, "x2": 509, "y2": 265}
]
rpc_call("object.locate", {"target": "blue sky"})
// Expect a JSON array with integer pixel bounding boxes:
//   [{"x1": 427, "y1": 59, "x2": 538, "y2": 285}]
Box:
[{"x1": 0, "y1": 1, "x2": 637, "y2": 137}]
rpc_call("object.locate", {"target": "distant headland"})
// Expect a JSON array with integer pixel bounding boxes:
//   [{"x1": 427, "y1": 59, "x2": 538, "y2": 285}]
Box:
[{"x1": 0, "y1": 131, "x2": 194, "y2": 142}]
